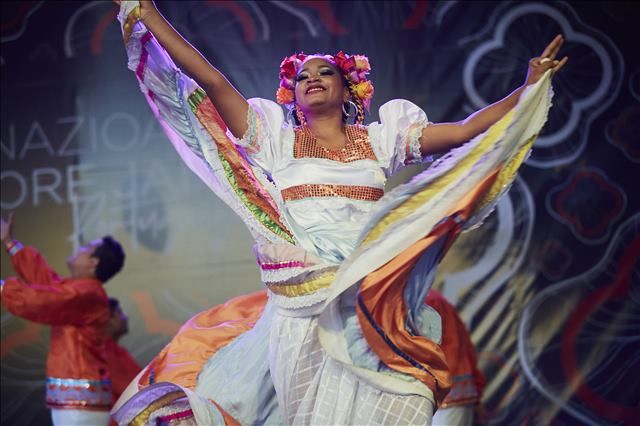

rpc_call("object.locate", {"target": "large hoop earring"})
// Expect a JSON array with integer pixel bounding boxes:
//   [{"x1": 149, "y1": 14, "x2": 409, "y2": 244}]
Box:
[{"x1": 342, "y1": 100, "x2": 358, "y2": 117}]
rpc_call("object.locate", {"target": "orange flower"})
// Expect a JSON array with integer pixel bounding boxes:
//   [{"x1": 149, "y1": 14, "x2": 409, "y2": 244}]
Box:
[
  {"x1": 353, "y1": 81, "x2": 374, "y2": 101},
  {"x1": 276, "y1": 87, "x2": 294, "y2": 105}
]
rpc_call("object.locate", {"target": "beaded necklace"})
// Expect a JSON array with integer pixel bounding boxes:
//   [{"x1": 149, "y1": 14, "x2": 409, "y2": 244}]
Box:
[{"x1": 293, "y1": 124, "x2": 377, "y2": 163}]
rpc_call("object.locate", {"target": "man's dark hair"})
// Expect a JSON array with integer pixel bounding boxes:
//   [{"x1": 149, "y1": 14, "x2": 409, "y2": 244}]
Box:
[
  {"x1": 92, "y1": 236, "x2": 125, "y2": 283},
  {"x1": 108, "y1": 297, "x2": 120, "y2": 315}
]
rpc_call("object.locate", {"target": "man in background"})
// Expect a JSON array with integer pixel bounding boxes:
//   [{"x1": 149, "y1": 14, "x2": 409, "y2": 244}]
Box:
[
  {"x1": 1, "y1": 213, "x2": 125, "y2": 426},
  {"x1": 105, "y1": 297, "x2": 141, "y2": 405}
]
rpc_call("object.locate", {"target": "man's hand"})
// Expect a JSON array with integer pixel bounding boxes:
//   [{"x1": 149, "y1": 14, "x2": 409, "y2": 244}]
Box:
[{"x1": 1, "y1": 212, "x2": 14, "y2": 245}]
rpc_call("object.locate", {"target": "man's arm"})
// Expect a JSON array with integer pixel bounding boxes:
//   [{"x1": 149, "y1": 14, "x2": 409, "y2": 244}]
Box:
[
  {"x1": 1, "y1": 214, "x2": 107, "y2": 326},
  {"x1": 1, "y1": 277, "x2": 108, "y2": 326},
  {"x1": 1, "y1": 213, "x2": 60, "y2": 285}
]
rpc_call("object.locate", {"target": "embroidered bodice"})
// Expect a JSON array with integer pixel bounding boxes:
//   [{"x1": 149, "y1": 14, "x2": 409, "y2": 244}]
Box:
[{"x1": 233, "y1": 98, "x2": 431, "y2": 263}]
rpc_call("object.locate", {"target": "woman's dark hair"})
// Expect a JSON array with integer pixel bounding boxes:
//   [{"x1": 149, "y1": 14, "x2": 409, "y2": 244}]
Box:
[{"x1": 92, "y1": 236, "x2": 125, "y2": 283}]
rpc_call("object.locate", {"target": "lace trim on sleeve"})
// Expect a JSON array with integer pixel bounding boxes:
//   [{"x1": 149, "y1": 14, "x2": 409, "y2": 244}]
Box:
[
  {"x1": 404, "y1": 121, "x2": 432, "y2": 165},
  {"x1": 234, "y1": 106, "x2": 262, "y2": 155}
]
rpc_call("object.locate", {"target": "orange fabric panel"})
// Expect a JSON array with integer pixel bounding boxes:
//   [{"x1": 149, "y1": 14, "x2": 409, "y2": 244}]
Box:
[
  {"x1": 138, "y1": 289, "x2": 269, "y2": 390},
  {"x1": 357, "y1": 167, "x2": 500, "y2": 406},
  {"x1": 426, "y1": 290, "x2": 485, "y2": 406},
  {"x1": 356, "y1": 223, "x2": 455, "y2": 404}
]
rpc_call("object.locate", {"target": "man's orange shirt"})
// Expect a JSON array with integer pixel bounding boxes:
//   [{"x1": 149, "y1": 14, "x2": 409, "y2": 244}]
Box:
[{"x1": 2, "y1": 246, "x2": 112, "y2": 410}]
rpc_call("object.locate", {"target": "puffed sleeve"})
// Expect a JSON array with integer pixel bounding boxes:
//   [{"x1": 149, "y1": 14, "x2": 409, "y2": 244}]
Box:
[
  {"x1": 229, "y1": 98, "x2": 288, "y2": 174},
  {"x1": 368, "y1": 99, "x2": 432, "y2": 176}
]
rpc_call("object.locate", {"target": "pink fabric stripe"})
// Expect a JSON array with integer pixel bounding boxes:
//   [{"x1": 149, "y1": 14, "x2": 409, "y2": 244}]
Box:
[
  {"x1": 157, "y1": 408, "x2": 194, "y2": 423},
  {"x1": 136, "y1": 32, "x2": 153, "y2": 81},
  {"x1": 258, "y1": 260, "x2": 306, "y2": 270}
]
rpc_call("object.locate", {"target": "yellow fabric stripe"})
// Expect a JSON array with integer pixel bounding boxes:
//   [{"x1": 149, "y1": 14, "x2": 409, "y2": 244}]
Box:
[
  {"x1": 129, "y1": 390, "x2": 185, "y2": 426},
  {"x1": 362, "y1": 109, "x2": 516, "y2": 245},
  {"x1": 476, "y1": 134, "x2": 536, "y2": 212},
  {"x1": 267, "y1": 272, "x2": 337, "y2": 297}
]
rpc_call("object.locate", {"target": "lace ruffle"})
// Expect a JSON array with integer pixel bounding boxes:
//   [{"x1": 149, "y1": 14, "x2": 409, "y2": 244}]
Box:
[
  {"x1": 234, "y1": 106, "x2": 261, "y2": 154},
  {"x1": 404, "y1": 120, "x2": 431, "y2": 165}
]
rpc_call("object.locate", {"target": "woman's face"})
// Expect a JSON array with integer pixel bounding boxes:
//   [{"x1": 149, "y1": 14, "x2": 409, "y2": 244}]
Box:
[{"x1": 294, "y1": 57, "x2": 347, "y2": 115}]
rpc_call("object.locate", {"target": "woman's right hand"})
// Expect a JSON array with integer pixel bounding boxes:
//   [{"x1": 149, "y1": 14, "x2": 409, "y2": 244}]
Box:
[
  {"x1": 113, "y1": 0, "x2": 249, "y2": 138},
  {"x1": 112, "y1": 0, "x2": 158, "y2": 21}
]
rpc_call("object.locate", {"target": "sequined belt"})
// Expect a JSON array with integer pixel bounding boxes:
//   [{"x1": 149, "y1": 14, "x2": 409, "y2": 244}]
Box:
[{"x1": 281, "y1": 184, "x2": 384, "y2": 202}]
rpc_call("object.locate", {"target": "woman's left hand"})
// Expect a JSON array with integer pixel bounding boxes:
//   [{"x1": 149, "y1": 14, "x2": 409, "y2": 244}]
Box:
[{"x1": 525, "y1": 34, "x2": 568, "y2": 86}]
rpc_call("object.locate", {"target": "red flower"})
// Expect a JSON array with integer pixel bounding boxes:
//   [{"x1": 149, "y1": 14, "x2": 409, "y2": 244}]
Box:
[
  {"x1": 279, "y1": 53, "x2": 308, "y2": 80},
  {"x1": 341, "y1": 56, "x2": 356, "y2": 73},
  {"x1": 334, "y1": 51, "x2": 356, "y2": 74},
  {"x1": 333, "y1": 51, "x2": 347, "y2": 66},
  {"x1": 280, "y1": 56, "x2": 298, "y2": 79}
]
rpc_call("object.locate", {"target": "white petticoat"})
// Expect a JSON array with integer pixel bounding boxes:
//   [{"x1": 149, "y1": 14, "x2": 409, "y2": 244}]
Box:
[{"x1": 269, "y1": 313, "x2": 433, "y2": 425}]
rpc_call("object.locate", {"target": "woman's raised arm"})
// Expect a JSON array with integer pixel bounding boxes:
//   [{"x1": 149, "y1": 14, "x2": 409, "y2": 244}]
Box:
[
  {"x1": 124, "y1": 0, "x2": 249, "y2": 138},
  {"x1": 419, "y1": 34, "x2": 568, "y2": 157}
]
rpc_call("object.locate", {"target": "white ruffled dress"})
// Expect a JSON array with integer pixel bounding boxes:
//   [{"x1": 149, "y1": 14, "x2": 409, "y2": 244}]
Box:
[{"x1": 113, "y1": 2, "x2": 554, "y2": 425}]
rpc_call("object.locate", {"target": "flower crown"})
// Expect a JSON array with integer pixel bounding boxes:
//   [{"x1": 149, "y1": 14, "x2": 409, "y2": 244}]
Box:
[{"x1": 276, "y1": 51, "x2": 374, "y2": 116}]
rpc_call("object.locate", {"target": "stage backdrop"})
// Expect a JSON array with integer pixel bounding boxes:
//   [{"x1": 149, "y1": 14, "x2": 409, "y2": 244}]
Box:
[{"x1": 1, "y1": 1, "x2": 638, "y2": 425}]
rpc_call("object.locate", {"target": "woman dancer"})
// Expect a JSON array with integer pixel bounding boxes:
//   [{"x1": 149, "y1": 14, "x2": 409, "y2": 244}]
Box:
[{"x1": 112, "y1": 1, "x2": 566, "y2": 424}]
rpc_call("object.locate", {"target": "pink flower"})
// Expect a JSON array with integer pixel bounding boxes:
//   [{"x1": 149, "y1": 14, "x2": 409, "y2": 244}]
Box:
[
  {"x1": 348, "y1": 70, "x2": 368, "y2": 83},
  {"x1": 353, "y1": 55, "x2": 370, "y2": 72},
  {"x1": 280, "y1": 77, "x2": 295, "y2": 90}
]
